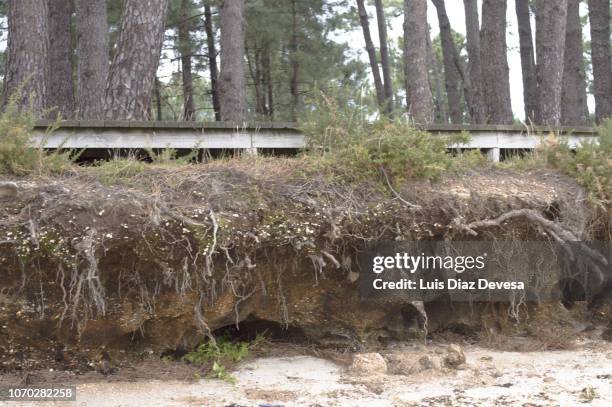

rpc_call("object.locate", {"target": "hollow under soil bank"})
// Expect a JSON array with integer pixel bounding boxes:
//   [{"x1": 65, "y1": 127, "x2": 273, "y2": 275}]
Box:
[{"x1": 0, "y1": 158, "x2": 611, "y2": 373}]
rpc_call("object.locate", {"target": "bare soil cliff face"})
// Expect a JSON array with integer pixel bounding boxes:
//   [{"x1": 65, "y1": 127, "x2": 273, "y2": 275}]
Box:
[{"x1": 0, "y1": 161, "x2": 604, "y2": 369}]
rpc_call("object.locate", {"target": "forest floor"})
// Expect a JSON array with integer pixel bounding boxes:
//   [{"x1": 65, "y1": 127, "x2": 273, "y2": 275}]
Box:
[{"x1": 3, "y1": 331, "x2": 612, "y2": 407}]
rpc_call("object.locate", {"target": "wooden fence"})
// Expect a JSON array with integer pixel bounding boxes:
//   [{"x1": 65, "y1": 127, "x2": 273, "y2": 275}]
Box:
[{"x1": 32, "y1": 121, "x2": 599, "y2": 162}]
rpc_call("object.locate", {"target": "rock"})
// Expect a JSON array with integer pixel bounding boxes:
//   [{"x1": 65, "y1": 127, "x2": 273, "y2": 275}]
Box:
[
  {"x1": 386, "y1": 354, "x2": 418, "y2": 375},
  {"x1": 582, "y1": 324, "x2": 596, "y2": 332},
  {"x1": 579, "y1": 386, "x2": 597, "y2": 402},
  {"x1": 490, "y1": 369, "x2": 502, "y2": 378},
  {"x1": 350, "y1": 353, "x2": 387, "y2": 375},
  {"x1": 444, "y1": 344, "x2": 466, "y2": 368},
  {"x1": 601, "y1": 328, "x2": 612, "y2": 342},
  {"x1": 543, "y1": 376, "x2": 555, "y2": 383},
  {"x1": 386, "y1": 352, "x2": 444, "y2": 375},
  {"x1": 0, "y1": 182, "x2": 18, "y2": 200},
  {"x1": 418, "y1": 354, "x2": 442, "y2": 371}
]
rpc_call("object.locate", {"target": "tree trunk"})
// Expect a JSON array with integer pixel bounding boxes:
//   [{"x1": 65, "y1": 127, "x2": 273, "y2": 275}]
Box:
[
  {"x1": 356, "y1": 0, "x2": 385, "y2": 110},
  {"x1": 432, "y1": 0, "x2": 463, "y2": 124},
  {"x1": 178, "y1": 0, "x2": 196, "y2": 121},
  {"x1": 76, "y1": 0, "x2": 109, "y2": 120},
  {"x1": 246, "y1": 41, "x2": 265, "y2": 116},
  {"x1": 204, "y1": 3, "x2": 221, "y2": 121},
  {"x1": 46, "y1": 0, "x2": 75, "y2": 118},
  {"x1": 462, "y1": 0, "x2": 485, "y2": 124},
  {"x1": 515, "y1": 0, "x2": 538, "y2": 122},
  {"x1": 250, "y1": 41, "x2": 274, "y2": 118},
  {"x1": 480, "y1": 0, "x2": 513, "y2": 124},
  {"x1": 218, "y1": 0, "x2": 246, "y2": 122},
  {"x1": 289, "y1": 0, "x2": 300, "y2": 120},
  {"x1": 263, "y1": 43, "x2": 274, "y2": 119},
  {"x1": 588, "y1": 0, "x2": 612, "y2": 122},
  {"x1": 403, "y1": 0, "x2": 434, "y2": 124},
  {"x1": 374, "y1": 0, "x2": 393, "y2": 115},
  {"x1": 534, "y1": 0, "x2": 568, "y2": 125},
  {"x1": 2, "y1": 0, "x2": 49, "y2": 115},
  {"x1": 154, "y1": 76, "x2": 163, "y2": 121},
  {"x1": 561, "y1": 0, "x2": 589, "y2": 126},
  {"x1": 427, "y1": 27, "x2": 446, "y2": 122},
  {"x1": 103, "y1": 0, "x2": 169, "y2": 120}
]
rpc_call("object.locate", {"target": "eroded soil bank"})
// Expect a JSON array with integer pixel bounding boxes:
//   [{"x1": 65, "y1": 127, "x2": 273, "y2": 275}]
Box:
[{"x1": 1, "y1": 160, "x2": 611, "y2": 375}]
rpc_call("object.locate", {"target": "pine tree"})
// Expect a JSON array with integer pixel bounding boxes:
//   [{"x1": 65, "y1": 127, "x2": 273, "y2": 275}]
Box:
[
  {"x1": 403, "y1": 0, "x2": 434, "y2": 124},
  {"x1": 534, "y1": 0, "x2": 568, "y2": 125},
  {"x1": 356, "y1": 0, "x2": 385, "y2": 111},
  {"x1": 76, "y1": 0, "x2": 109, "y2": 120},
  {"x1": 218, "y1": 0, "x2": 246, "y2": 122},
  {"x1": 515, "y1": 0, "x2": 538, "y2": 122},
  {"x1": 104, "y1": 0, "x2": 169, "y2": 120},
  {"x1": 46, "y1": 0, "x2": 75, "y2": 118},
  {"x1": 463, "y1": 0, "x2": 485, "y2": 124},
  {"x1": 562, "y1": 0, "x2": 589, "y2": 126},
  {"x1": 2, "y1": 0, "x2": 49, "y2": 115},
  {"x1": 480, "y1": 0, "x2": 513, "y2": 124},
  {"x1": 432, "y1": 0, "x2": 464, "y2": 124},
  {"x1": 588, "y1": 0, "x2": 612, "y2": 122}
]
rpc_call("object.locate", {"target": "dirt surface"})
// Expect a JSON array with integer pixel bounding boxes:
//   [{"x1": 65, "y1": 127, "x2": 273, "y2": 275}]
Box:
[{"x1": 3, "y1": 336, "x2": 612, "y2": 407}]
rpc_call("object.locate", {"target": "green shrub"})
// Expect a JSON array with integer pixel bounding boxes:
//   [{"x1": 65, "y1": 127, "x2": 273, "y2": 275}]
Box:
[
  {"x1": 182, "y1": 336, "x2": 250, "y2": 364},
  {"x1": 182, "y1": 335, "x2": 265, "y2": 384},
  {"x1": 354, "y1": 123, "x2": 478, "y2": 181},
  {"x1": 300, "y1": 90, "x2": 485, "y2": 184},
  {"x1": 303, "y1": 119, "x2": 484, "y2": 184},
  {"x1": 522, "y1": 122, "x2": 612, "y2": 206},
  {"x1": 0, "y1": 95, "x2": 73, "y2": 175}
]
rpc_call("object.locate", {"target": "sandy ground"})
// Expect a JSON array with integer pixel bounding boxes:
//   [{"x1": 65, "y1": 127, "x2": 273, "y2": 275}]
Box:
[{"x1": 5, "y1": 338, "x2": 612, "y2": 407}]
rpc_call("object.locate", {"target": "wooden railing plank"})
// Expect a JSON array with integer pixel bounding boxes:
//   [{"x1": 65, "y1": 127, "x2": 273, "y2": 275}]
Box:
[{"x1": 31, "y1": 122, "x2": 600, "y2": 161}]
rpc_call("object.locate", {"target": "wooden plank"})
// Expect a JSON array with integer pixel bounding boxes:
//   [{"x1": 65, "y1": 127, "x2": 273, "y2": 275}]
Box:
[
  {"x1": 34, "y1": 120, "x2": 597, "y2": 134},
  {"x1": 426, "y1": 124, "x2": 597, "y2": 135},
  {"x1": 485, "y1": 148, "x2": 501, "y2": 162},
  {"x1": 445, "y1": 131, "x2": 598, "y2": 150},
  {"x1": 32, "y1": 127, "x2": 306, "y2": 150},
  {"x1": 32, "y1": 121, "x2": 598, "y2": 153},
  {"x1": 34, "y1": 120, "x2": 301, "y2": 131}
]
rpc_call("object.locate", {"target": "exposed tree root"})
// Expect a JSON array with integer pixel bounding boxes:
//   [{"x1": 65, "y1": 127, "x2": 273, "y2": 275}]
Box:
[{"x1": 454, "y1": 208, "x2": 609, "y2": 286}]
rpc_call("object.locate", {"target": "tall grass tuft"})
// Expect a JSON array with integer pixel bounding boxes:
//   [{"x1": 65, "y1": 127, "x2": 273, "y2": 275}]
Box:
[
  {"x1": 512, "y1": 121, "x2": 612, "y2": 207},
  {"x1": 0, "y1": 94, "x2": 74, "y2": 175}
]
